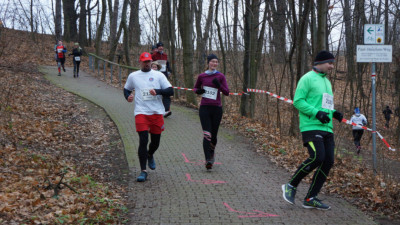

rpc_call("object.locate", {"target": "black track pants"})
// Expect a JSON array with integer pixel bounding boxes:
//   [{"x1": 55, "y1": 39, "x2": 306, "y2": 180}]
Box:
[
  {"x1": 289, "y1": 131, "x2": 335, "y2": 199},
  {"x1": 352, "y1": 129, "x2": 364, "y2": 147},
  {"x1": 138, "y1": 131, "x2": 161, "y2": 171}
]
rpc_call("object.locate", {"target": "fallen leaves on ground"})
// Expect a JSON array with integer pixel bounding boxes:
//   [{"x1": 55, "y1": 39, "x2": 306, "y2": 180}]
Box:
[{"x1": 0, "y1": 28, "x2": 129, "y2": 224}]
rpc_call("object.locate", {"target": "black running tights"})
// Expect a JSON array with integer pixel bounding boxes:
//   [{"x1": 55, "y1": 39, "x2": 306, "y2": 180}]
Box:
[
  {"x1": 199, "y1": 105, "x2": 223, "y2": 161},
  {"x1": 138, "y1": 131, "x2": 161, "y2": 171}
]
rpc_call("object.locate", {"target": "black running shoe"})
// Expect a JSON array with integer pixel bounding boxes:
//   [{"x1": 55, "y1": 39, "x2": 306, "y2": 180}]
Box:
[
  {"x1": 164, "y1": 111, "x2": 172, "y2": 118},
  {"x1": 205, "y1": 161, "x2": 213, "y2": 170},
  {"x1": 302, "y1": 197, "x2": 331, "y2": 210},
  {"x1": 282, "y1": 183, "x2": 296, "y2": 205}
]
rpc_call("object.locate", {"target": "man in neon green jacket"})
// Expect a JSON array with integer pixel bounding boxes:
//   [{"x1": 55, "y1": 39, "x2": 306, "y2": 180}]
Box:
[{"x1": 282, "y1": 50, "x2": 343, "y2": 210}]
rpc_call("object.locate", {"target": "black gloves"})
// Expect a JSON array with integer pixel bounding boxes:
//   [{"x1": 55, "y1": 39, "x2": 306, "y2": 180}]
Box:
[
  {"x1": 333, "y1": 111, "x2": 343, "y2": 122},
  {"x1": 212, "y1": 78, "x2": 221, "y2": 88},
  {"x1": 195, "y1": 88, "x2": 205, "y2": 95},
  {"x1": 316, "y1": 111, "x2": 330, "y2": 124}
]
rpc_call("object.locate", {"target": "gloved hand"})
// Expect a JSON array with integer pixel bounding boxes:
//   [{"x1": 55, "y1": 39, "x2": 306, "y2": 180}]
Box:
[
  {"x1": 212, "y1": 78, "x2": 221, "y2": 88},
  {"x1": 333, "y1": 111, "x2": 343, "y2": 122},
  {"x1": 362, "y1": 120, "x2": 367, "y2": 126},
  {"x1": 316, "y1": 111, "x2": 330, "y2": 124},
  {"x1": 195, "y1": 88, "x2": 205, "y2": 95}
]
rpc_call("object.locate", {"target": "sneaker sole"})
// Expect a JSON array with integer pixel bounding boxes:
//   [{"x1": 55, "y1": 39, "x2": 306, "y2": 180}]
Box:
[
  {"x1": 302, "y1": 204, "x2": 331, "y2": 210},
  {"x1": 282, "y1": 184, "x2": 295, "y2": 205}
]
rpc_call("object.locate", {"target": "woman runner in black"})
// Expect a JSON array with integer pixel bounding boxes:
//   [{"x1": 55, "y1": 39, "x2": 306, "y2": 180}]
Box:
[{"x1": 193, "y1": 54, "x2": 229, "y2": 170}]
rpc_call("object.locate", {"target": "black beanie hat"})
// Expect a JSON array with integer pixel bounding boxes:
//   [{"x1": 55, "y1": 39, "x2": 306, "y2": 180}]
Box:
[
  {"x1": 156, "y1": 42, "x2": 164, "y2": 47},
  {"x1": 314, "y1": 51, "x2": 335, "y2": 65},
  {"x1": 151, "y1": 45, "x2": 157, "y2": 50},
  {"x1": 207, "y1": 54, "x2": 218, "y2": 63}
]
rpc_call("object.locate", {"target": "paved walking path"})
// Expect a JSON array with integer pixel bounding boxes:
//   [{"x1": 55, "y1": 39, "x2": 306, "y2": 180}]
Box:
[{"x1": 40, "y1": 66, "x2": 377, "y2": 225}]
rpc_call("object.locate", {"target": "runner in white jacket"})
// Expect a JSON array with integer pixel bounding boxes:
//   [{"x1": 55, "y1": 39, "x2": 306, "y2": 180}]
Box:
[{"x1": 349, "y1": 107, "x2": 367, "y2": 154}]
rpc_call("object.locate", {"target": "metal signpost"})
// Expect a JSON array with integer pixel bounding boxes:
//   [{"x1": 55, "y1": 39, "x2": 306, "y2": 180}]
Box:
[{"x1": 357, "y1": 24, "x2": 392, "y2": 175}]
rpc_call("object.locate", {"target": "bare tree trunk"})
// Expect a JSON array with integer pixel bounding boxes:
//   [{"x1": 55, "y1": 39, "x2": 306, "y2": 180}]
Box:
[
  {"x1": 195, "y1": 0, "x2": 214, "y2": 74},
  {"x1": 342, "y1": 0, "x2": 356, "y2": 110},
  {"x1": 233, "y1": 0, "x2": 239, "y2": 52},
  {"x1": 62, "y1": 0, "x2": 78, "y2": 42},
  {"x1": 107, "y1": 0, "x2": 119, "y2": 61},
  {"x1": 168, "y1": 0, "x2": 178, "y2": 92},
  {"x1": 79, "y1": 0, "x2": 87, "y2": 46},
  {"x1": 55, "y1": 0, "x2": 62, "y2": 41},
  {"x1": 159, "y1": 0, "x2": 170, "y2": 47},
  {"x1": 119, "y1": 0, "x2": 130, "y2": 66},
  {"x1": 215, "y1": 0, "x2": 226, "y2": 74},
  {"x1": 128, "y1": 0, "x2": 140, "y2": 49},
  {"x1": 95, "y1": 0, "x2": 106, "y2": 60},
  {"x1": 177, "y1": 0, "x2": 196, "y2": 105},
  {"x1": 268, "y1": 0, "x2": 286, "y2": 63},
  {"x1": 316, "y1": 0, "x2": 327, "y2": 52},
  {"x1": 240, "y1": 0, "x2": 266, "y2": 118}
]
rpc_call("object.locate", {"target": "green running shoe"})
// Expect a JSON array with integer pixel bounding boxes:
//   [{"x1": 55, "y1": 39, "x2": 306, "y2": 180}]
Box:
[
  {"x1": 302, "y1": 197, "x2": 331, "y2": 210},
  {"x1": 282, "y1": 183, "x2": 296, "y2": 205}
]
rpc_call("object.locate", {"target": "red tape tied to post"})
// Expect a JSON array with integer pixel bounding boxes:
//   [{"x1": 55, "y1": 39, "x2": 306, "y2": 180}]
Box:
[
  {"x1": 246, "y1": 88, "x2": 396, "y2": 152},
  {"x1": 172, "y1": 86, "x2": 248, "y2": 96}
]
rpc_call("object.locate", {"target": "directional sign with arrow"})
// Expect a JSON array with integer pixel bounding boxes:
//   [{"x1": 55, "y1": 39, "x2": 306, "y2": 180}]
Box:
[{"x1": 364, "y1": 24, "x2": 384, "y2": 44}]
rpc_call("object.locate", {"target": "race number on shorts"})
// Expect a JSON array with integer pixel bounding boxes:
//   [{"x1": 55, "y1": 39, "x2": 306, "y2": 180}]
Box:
[
  {"x1": 202, "y1": 86, "x2": 218, "y2": 100},
  {"x1": 74, "y1": 56, "x2": 81, "y2": 61},
  {"x1": 141, "y1": 88, "x2": 156, "y2": 101},
  {"x1": 322, "y1": 93, "x2": 334, "y2": 110}
]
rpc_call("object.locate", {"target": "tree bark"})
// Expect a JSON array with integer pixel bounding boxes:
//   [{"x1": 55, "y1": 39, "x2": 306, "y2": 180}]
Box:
[
  {"x1": 107, "y1": 0, "x2": 119, "y2": 61},
  {"x1": 128, "y1": 0, "x2": 140, "y2": 49},
  {"x1": 316, "y1": 0, "x2": 327, "y2": 52},
  {"x1": 240, "y1": 0, "x2": 266, "y2": 118},
  {"x1": 178, "y1": 0, "x2": 196, "y2": 105},
  {"x1": 215, "y1": 0, "x2": 226, "y2": 74},
  {"x1": 55, "y1": 0, "x2": 62, "y2": 41},
  {"x1": 62, "y1": 0, "x2": 78, "y2": 42},
  {"x1": 79, "y1": 0, "x2": 87, "y2": 46},
  {"x1": 195, "y1": 0, "x2": 214, "y2": 74},
  {"x1": 95, "y1": 0, "x2": 106, "y2": 61},
  {"x1": 158, "y1": 0, "x2": 170, "y2": 48}
]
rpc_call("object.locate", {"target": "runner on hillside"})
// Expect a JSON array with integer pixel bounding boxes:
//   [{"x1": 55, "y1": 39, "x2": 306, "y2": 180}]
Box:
[
  {"x1": 282, "y1": 50, "x2": 343, "y2": 210},
  {"x1": 193, "y1": 54, "x2": 230, "y2": 170},
  {"x1": 69, "y1": 42, "x2": 83, "y2": 78},
  {"x1": 123, "y1": 52, "x2": 173, "y2": 182},
  {"x1": 349, "y1": 107, "x2": 367, "y2": 154},
  {"x1": 55, "y1": 40, "x2": 66, "y2": 76}
]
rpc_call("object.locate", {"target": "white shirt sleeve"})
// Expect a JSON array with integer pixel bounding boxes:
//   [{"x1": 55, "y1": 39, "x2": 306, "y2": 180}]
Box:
[
  {"x1": 124, "y1": 73, "x2": 135, "y2": 91},
  {"x1": 159, "y1": 72, "x2": 172, "y2": 89}
]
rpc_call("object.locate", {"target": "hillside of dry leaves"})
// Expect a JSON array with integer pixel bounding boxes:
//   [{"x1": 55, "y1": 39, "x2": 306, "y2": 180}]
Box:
[{"x1": 0, "y1": 29, "x2": 130, "y2": 224}]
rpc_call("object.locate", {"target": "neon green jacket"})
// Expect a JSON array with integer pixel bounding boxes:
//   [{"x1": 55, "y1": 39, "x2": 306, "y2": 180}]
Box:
[{"x1": 293, "y1": 70, "x2": 335, "y2": 133}]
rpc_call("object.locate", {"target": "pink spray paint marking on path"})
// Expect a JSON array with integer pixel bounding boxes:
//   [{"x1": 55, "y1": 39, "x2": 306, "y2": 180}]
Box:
[
  {"x1": 181, "y1": 153, "x2": 222, "y2": 166},
  {"x1": 223, "y1": 202, "x2": 279, "y2": 218},
  {"x1": 186, "y1": 173, "x2": 227, "y2": 184}
]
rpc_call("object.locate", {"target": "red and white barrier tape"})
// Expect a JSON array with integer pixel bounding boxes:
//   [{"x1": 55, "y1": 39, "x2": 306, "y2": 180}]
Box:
[
  {"x1": 172, "y1": 86, "x2": 247, "y2": 96},
  {"x1": 247, "y1": 89, "x2": 293, "y2": 104},
  {"x1": 247, "y1": 88, "x2": 396, "y2": 151}
]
